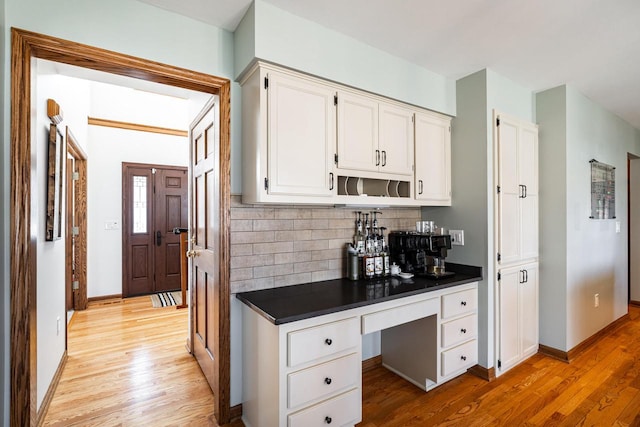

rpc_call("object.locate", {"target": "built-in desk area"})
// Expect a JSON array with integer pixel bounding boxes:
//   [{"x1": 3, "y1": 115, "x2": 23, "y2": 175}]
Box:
[{"x1": 237, "y1": 263, "x2": 482, "y2": 427}]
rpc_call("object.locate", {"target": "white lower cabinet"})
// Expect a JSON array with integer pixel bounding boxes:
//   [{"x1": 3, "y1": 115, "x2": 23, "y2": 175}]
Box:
[
  {"x1": 497, "y1": 262, "x2": 539, "y2": 375},
  {"x1": 241, "y1": 283, "x2": 478, "y2": 427},
  {"x1": 288, "y1": 389, "x2": 361, "y2": 427}
]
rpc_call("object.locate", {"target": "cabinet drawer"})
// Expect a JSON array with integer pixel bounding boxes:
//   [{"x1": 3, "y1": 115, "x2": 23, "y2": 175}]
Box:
[
  {"x1": 441, "y1": 314, "x2": 477, "y2": 348},
  {"x1": 441, "y1": 339, "x2": 477, "y2": 377},
  {"x1": 288, "y1": 317, "x2": 359, "y2": 368},
  {"x1": 441, "y1": 288, "x2": 477, "y2": 319},
  {"x1": 288, "y1": 388, "x2": 361, "y2": 427},
  {"x1": 288, "y1": 353, "x2": 359, "y2": 409},
  {"x1": 361, "y1": 298, "x2": 438, "y2": 334}
]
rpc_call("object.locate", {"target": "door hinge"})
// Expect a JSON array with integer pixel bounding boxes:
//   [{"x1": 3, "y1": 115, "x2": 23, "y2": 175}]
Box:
[
  {"x1": 498, "y1": 360, "x2": 502, "y2": 369},
  {"x1": 264, "y1": 177, "x2": 269, "y2": 190},
  {"x1": 334, "y1": 153, "x2": 338, "y2": 164},
  {"x1": 496, "y1": 118, "x2": 500, "y2": 126},
  {"x1": 334, "y1": 94, "x2": 338, "y2": 105},
  {"x1": 497, "y1": 272, "x2": 501, "y2": 281},
  {"x1": 72, "y1": 280, "x2": 79, "y2": 290},
  {"x1": 151, "y1": 168, "x2": 157, "y2": 174},
  {"x1": 412, "y1": 115, "x2": 415, "y2": 123},
  {"x1": 264, "y1": 77, "x2": 269, "y2": 89},
  {"x1": 497, "y1": 185, "x2": 501, "y2": 194},
  {"x1": 72, "y1": 171, "x2": 79, "y2": 181},
  {"x1": 72, "y1": 226, "x2": 79, "y2": 236},
  {"x1": 497, "y1": 252, "x2": 501, "y2": 262}
]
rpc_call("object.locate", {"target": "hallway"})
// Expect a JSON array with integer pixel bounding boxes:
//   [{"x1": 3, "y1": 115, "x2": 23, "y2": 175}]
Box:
[{"x1": 43, "y1": 297, "x2": 224, "y2": 426}]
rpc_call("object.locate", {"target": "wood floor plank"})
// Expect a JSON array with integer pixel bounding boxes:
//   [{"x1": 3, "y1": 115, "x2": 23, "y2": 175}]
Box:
[
  {"x1": 361, "y1": 306, "x2": 640, "y2": 426},
  {"x1": 42, "y1": 296, "x2": 242, "y2": 427},
  {"x1": 45, "y1": 299, "x2": 640, "y2": 426}
]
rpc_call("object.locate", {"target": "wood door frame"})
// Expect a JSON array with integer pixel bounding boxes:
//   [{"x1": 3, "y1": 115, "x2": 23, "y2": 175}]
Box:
[
  {"x1": 66, "y1": 127, "x2": 88, "y2": 311},
  {"x1": 121, "y1": 162, "x2": 188, "y2": 297},
  {"x1": 10, "y1": 28, "x2": 231, "y2": 426}
]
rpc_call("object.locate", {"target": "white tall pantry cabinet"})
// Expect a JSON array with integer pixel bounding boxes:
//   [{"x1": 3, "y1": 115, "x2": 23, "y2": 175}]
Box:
[{"x1": 494, "y1": 111, "x2": 539, "y2": 375}]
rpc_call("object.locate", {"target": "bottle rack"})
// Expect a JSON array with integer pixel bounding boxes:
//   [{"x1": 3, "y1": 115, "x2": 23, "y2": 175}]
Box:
[{"x1": 337, "y1": 176, "x2": 411, "y2": 198}]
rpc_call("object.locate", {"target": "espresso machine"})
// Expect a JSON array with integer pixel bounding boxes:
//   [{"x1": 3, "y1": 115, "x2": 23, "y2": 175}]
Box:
[{"x1": 388, "y1": 231, "x2": 454, "y2": 278}]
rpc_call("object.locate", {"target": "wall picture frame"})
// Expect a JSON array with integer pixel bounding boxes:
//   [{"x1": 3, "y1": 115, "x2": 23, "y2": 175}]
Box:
[{"x1": 46, "y1": 123, "x2": 64, "y2": 241}]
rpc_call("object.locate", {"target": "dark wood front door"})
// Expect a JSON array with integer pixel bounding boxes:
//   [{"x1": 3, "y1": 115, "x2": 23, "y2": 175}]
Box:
[
  {"x1": 122, "y1": 163, "x2": 187, "y2": 297},
  {"x1": 190, "y1": 98, "x2": 219, "y2": 398}
]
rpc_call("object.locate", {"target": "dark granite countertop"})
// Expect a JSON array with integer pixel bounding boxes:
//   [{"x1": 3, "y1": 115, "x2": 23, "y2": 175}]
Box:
[{"x1": 236, "y1": 262, "x2": 482, "y2": 325}]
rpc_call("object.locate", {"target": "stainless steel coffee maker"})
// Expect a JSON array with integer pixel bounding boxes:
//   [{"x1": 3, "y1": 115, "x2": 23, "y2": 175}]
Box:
[{"x1": 388, "y1": 231, "x2": 454, "y2": 278}]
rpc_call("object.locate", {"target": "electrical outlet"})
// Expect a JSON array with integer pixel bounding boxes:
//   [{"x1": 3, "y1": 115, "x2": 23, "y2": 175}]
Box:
[
  {"x1": 594, "y1": 293, "x2": 599, "y2": 308},
  {"x1": 450, "y1": 230, "x2": 464, "y2": 246}
]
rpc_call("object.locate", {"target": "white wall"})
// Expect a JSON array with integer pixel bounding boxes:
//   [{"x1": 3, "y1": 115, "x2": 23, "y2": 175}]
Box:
[
  {"x1": 535, "y1": 86, "x2": 568, "y2": 351},
  {"x1": 565, "y1": 86, "x2": 640, "y2": 349},
  {"x1": 631, "y1": 158, "x2": 640, "y2": 302},
  {"x1": 235, "y1": 0, "x2": 456, "y2": 117},
  {"x1": 87, "y1": 130, "x2": 188, "y2": 297},
  {"x1": 87, "y1": 81, "x2": 189, "y2": 297},
  {"x1": 422, "y1": 69, "x2": 534, "y2": 368},
  {"x1": 35, "y1": 71, "x2": 91, "y2": 409},
  {"x1": 536, "y1": 85, "x2": 640, "y2": 352}
]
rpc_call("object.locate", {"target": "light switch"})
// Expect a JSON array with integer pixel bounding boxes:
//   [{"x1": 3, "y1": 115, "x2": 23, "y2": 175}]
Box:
[
  {"x1": 616, "y1": 221, "x2": 621, "y2": 233},
  {"x1": 104, "y1": 221, "x2": 119, "y2": 230},
  {"x1": 450, "y1": 230, "x2": 464, "y2": 246}
]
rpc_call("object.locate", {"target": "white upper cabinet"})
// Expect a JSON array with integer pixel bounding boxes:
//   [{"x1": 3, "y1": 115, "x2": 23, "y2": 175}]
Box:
[
  {"x1": 337, "y1": 92, "x2": 414, "y2": 177},
  {"x1": 240, "y1": 66, "x2": 336, "y2": 204},
  {"x1": 336, "y1": 91, "x2": 379, "y2": 173},
  {"x1": 414, "y1": 112, "x2": 451, "y2": 204},
  {"x1": 496, "y1": 113, "x2": 539, "y2": 265},
  {"x1": 240, "y1": 62, "x2": 453, "y2": 206},
  {"x1": 267, "y1": 71, "x2": 335, "y2": 197},
  {"x1": 378, "y1": 103, "x2": 414, "y2": 175}
]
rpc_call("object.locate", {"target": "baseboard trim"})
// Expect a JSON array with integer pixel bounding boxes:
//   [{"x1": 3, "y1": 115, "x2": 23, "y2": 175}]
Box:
[
  {"x1": 539, "y1": 344, "x2": 569, "y2": 362},
  {"x1": 630, "y1": 300, "x2": 640, "y2": 307},
  {"x1": 540, "y1": 313, "x2": 630, "y2": 363},
  {"x1": 230, "y1": 404, "x2": 242, "y2": 421},
  {"x1": 362, "y1": 355, "x2": 383, "y2": 373},
  {"x1": 87, "y1": 294, "x2": 122, "y2": 303},
  {"x1": 467, "y1": 364, "x2": 495, "y2": 381},
  {"x1": 37, "y1": 350, "x2": 68, "y2": 426}
]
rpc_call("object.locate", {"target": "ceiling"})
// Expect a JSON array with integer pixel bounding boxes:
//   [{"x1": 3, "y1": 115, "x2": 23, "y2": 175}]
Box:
[{"x1": 137, "y1": 0, "x2": 640, "y2": 129}]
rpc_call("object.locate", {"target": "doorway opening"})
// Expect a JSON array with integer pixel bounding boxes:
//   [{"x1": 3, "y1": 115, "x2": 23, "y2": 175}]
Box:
[{"x1": 10, "y1": 28, "x2": 231, "y2": 426}]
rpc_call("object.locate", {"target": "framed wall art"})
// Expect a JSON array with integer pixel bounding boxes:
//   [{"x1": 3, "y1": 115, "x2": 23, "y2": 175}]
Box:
[
  {"x1": 589, "y1": 159, "x2": 615, "y2": 219},
  {"x1": 46, "y1": 122, "x2": 65, "y2": 240}
]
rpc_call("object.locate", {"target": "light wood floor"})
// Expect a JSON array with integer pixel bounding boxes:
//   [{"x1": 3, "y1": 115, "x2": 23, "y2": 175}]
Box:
[
  {"x1": 45, "y1": 299, "x2": 640, "y2": 426},
  {"x1": 360, "y1": 305, "x2": 640, "y2": 426},
  {"x1": 42, "y1": 296, "x2": 237, "y2": 427}
]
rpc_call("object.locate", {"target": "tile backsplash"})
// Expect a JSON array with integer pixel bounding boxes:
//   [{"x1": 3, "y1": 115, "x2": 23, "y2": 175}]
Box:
[{"x1": 230, "y1": 195, "x2": 421, "y2": 294}]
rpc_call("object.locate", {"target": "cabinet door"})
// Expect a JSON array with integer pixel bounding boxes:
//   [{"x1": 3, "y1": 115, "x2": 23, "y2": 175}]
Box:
[
  {"x1": 267, "y1": 72, "x2": 335, "y2": 196},
  {"x1": 497, "y1": 265, "x2": 521, "y2": 373},
  {"x1": 379, "y1": 103, "x2": 414, "y2": 175},
  {"x1": 337, "y1": 91, "x2": 378, "y2": 173},
  {"x1": 519, "y1": 124, "x2": 539, "y2": 260},
  {"x1": 520, "y1": 263, "x2": 538, "y2": 358},
  {"x1": 414, "y1": 112, "x2": 451, "y2": 202},
  {"x1": 497, "y1": 116, "x2": 522, "y2": 264},
  {"x1": 497, "y1": 115, "x2": 538, "y2": 264}
]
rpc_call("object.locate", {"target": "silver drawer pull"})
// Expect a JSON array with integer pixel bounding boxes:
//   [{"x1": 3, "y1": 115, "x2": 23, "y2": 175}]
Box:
[
  {"x1": 324, "y1": 377, "x2": 332, "y2": 385},
  {"x1": 325, "y1": 338, "x2": 333, "y2": 346}
]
